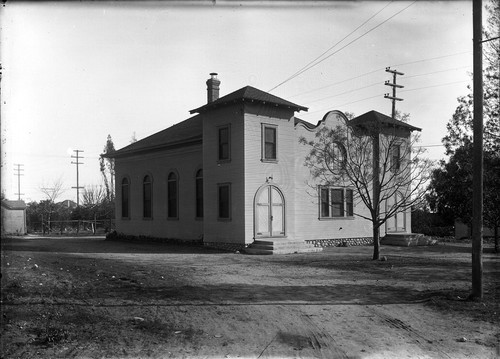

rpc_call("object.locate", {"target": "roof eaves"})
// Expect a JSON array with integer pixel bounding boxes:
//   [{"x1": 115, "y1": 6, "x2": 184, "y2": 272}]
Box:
[
  {"x1": 105, "y1": 135, "x2": 202, "y2": 159},
  {"x1": 1, "y1": 200, "x2": 27, "y2": 210}
]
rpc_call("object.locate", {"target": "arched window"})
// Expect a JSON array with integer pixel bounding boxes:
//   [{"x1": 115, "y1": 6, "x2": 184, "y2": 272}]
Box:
[
  {"x1": 143, "y1": 175, "x2": 152, "y2": 219},
  {"x1": 167, "y1": 172, "x2": 178, "y2": 219},
  {"x1": 195, "y1": 169, "x2": 203, "y2": 218},
  {"x1": 325, "y1": 142, "x2": 346, "y2": 170},
  {"x1": 121, "y1": 177, "x2": 130, "y2": 218}
]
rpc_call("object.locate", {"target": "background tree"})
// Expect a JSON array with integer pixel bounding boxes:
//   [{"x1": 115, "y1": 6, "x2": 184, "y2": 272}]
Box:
[
  {"x1": 428, "y1": 146, "x2": 500, "y2": 252},
  {"x1": 300, "y1": 113, "x2": 432, "y2": 260},
  {"x1": 428, "y1": 0, "x2": 500, "y2": 251},
  {"x1": 442, "y1": 0, "x2": 499, "y2": 155},
  {"x1": 71, "y1": 184, "x2": 115, "y2": 233},
  {"x1": 100, "y1": 135, "x2": 116, "y2": 202},
  {"x1": 39, "y1": 178, "x2": 65, "y2": 232}
]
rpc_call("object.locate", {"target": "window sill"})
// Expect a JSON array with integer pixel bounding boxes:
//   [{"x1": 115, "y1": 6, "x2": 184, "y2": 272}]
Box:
[
  {"x1": 195, "y1": 217, "x2": 204, "y2": 221},
  {"x1": 167, "y1": 217, "x2": 179, "y2": 221},
  {"x1": 255, "y1": 235, "x2": 287, "y2": 239},
  {"x1": 143, "y1": 217, "x2": 153, "y2": 221},
  {"x1": 217, "y1": 159, "x2": 231, "y2": 165},
  {"x1": 261, "y1": 159, "x2": 278, "y2": 164},
  {"x1": 318, "y1": 216, "x2": 355, "y2": 221},
  {"x1": 121, "y1": 217, "x2": 130, "y2": 220},
  {"x1": 217, "y1": 218, "x2": 232, "y2": 222}
]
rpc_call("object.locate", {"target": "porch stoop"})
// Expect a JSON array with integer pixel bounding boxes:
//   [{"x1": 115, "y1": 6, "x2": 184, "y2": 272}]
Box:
[
  {"x1": 245, "y1": 238, "x2": 323, "y2": 255},
  {"x1": 381, "y1": 233, "x2": 438, "y2": 246}
]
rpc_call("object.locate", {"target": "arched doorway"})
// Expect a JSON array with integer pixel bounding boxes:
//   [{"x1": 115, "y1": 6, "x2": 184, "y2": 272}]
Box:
[
  {"x1": 254, "y1": 185, "x2": 285, "y2": 238},
  {"x1": 386, "y1": 191, "x2": 406, "y2": 233}
]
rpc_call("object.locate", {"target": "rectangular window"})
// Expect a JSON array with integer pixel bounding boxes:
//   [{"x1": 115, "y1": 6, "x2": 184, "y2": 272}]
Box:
[
  {"x1": 121, "y1": 179, "x2": 130, "y2": 219},
  {"x1": 262, "y1": 125, "x2": 277, "y2": 161},
  {"x1": 196, "y1": 175, "x2": 203, "y2": 218},
  {"x1": 218, "y1": 126, "x2": 230, "y2": 161},
  {"x1": 320, "y1": 187, "x2": 330, "y2": 217},
  {"x1": 346, "y1": 189, "x2": 354, "y2": 217},
  {"x1": 319, "y1": 186, "x2": 354, "y2": 218},
  {"x1": 392, "y1": 144, "x2": 401, "y2": 171},
  {"x1": 331, "y1": 189, "x2": 344, "y2": 217},
  {"x1": 218, "y1": 183, "x2": 231, "y2": 220}
]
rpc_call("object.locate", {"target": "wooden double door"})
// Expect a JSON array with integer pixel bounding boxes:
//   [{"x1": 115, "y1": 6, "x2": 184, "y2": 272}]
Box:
[{"x1": 255, "y1": 185, "x2": 285, "y2": 238}]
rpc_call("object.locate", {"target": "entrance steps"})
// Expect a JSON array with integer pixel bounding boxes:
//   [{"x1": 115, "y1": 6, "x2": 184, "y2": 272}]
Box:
[
  {"x1": 381, "y1": 233, "x2": 438, "y2": 246},
  {"x1": 245, "y1": 238, "x2": 323, "y2": 255}
]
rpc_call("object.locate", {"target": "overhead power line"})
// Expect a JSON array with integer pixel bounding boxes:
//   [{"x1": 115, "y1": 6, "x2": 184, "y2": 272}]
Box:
[
  {"x1": 289, "y1": 60, "x2": 471, "y2": 100},
  {"x1": 400, "y1": 80, "x2": 469, "y2": 93},
  {"x1": 303, "y1": 78, "x2": 470, "y2": 116},
  {"x1": 307, "y1": 82, "x2": 380, "y2": 104},
  {"x1": 269, "y1": 1, "x2": 416, "y2": 92},
  {"x1": 404, "y1": 65, "x2": 471, "y2": 79},
  {"x1": 391, "y1": 51, "x2": 472, "y2": 68},
  {"x1": 269, "y1": 1, "x2": 394, "y2": 92}
]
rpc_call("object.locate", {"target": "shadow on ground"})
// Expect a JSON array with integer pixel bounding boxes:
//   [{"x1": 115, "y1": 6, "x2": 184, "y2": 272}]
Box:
[{"x1": 0, "y1": 236, "x2": 227, "y2": 254}]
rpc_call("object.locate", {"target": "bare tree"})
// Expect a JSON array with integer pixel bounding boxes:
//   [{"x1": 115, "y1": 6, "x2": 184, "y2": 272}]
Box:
[
  {"x1": 82, "y1": 185, "x2": 106, "y2": 207},
  {"x1": 39, "y1": 177, "x2": 66, "y2": 232},
  {"x1": 300, "y1": 113, "x2": 432, "y2": 260},
  {"x1": 40, "y1": 177, "x2": 65, "y2": 203}
]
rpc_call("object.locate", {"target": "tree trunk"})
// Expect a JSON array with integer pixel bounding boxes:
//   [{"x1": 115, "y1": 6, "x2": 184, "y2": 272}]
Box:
[{"x1": 372, "y1": 225, "x2": 380, "y2": 260}]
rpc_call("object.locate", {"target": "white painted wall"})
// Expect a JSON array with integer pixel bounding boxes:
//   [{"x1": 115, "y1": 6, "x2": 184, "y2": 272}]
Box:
[
  {"x1": 114, "y1": 144, "x2": 203, "y2": 240},
  {"x1": 294, "y1": 111, "x2": 373, "y2": 240},
  {"x1": 202, "y1": 106, "x2": 246, "y2": 244},
  {"x1": 243, "y1": 103, "x2": 297, "y2": 244},
  {"x1": 1, "y1": 207, "x2": 27, "y2": 235}
]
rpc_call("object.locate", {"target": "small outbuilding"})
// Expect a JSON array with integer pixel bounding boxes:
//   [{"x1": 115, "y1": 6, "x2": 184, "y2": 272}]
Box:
[{"x1": 1, "y1": 199, "x2": 27, "y2": 235}]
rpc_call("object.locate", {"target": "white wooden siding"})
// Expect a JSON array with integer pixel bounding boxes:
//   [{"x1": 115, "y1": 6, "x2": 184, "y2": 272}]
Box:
[
  {"x1": 243, "y1": 104, "x2": 297, "y2": 244},
  {"x1": 114, "y1": 144, "x2": 203, "y2": 240},
  {"x1": 293, "y1": 111, "x2": 373, "y2": 240},
  {"x1": 202, "y1": 106, "x2": 246, "y2": 244}
]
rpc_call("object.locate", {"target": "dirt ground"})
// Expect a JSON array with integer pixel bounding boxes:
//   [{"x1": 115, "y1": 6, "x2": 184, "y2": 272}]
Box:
[{"x1": 1, "y1": 235, "x2": 499, "y2": 359}]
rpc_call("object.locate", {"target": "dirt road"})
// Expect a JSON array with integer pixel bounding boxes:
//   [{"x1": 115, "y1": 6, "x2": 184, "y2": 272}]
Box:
[{"x1": 1, "y1": 236, "x2": 499, "y2": 358}]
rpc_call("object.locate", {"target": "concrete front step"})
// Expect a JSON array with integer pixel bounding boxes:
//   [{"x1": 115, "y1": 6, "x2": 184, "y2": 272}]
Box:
[
  {"x1": 381, "y1": 233, "x2": 438, "y2": 246},
  {"x1": 245, "y1": 239, "x2": 322, "y2": 255}
]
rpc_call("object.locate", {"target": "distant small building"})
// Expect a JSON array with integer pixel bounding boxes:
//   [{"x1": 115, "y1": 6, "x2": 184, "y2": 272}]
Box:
[{"x1": 1, "y1": 200, "x2": 27, "y2": 235}]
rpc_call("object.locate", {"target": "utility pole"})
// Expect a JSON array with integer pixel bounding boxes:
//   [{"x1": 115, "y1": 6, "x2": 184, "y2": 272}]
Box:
[
  {"x1": 471, "y1": 0, "x2": 483, "y2": 300},
  {"x1": 384, "y1": 67, "x2": 404, "y2": 119},
  {"x1": 71, "y1": 150, "x2": 84, "y2": 207},
  {"x1": 14, "y1": 164, "x2": 24, "y2": 200}
]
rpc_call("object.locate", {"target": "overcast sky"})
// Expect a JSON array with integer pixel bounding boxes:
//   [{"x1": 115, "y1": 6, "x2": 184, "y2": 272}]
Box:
[{"x1": 1, "y1": 1, "x2": 473, "y2": 203}]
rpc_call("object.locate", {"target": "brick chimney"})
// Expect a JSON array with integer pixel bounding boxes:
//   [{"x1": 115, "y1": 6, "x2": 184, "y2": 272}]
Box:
[{"x1": 206, "y1": 73, "x2": 220, "y2": 103}]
